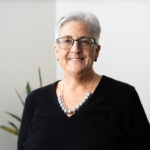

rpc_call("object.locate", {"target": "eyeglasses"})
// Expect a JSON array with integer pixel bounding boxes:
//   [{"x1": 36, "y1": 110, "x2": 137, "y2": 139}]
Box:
[{"x1": 56, "y1": 36, "x2": 97, "y2": 50}]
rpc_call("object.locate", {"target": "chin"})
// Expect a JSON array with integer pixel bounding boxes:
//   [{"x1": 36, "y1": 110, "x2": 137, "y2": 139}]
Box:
[
  {"x1": 67, "y1": 68, "x2": 89, "y2": 76},
  {"x1": 69, "y1": 70, "x2": 83, "y2": 75}
]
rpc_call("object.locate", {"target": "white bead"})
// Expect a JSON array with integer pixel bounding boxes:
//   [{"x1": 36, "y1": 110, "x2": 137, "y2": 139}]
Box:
[
  {"x1": 72, "y1": 108, "x2": 76, "y2": 112},
  {"x1": 79, "y1": 101, "x2": 82, "y2": 106},
  {"x1": 76, "y1": 105, "x2": 79, "y2": 109},
  {"x1": 87, "y1": 92, "x2": 90, "y2": 97},
  {"x1": 82, "y1": 99, "x2": 86, "y2": 103},
  {"x1": 57, "y1": 84, "x2": 93, "y2": 114},
  {"x1": 68, "y1": 110, "x2": 71, "y2": 114},
  {"x1": 64, "y1": 109, "x2": 67, "y2": 113}
]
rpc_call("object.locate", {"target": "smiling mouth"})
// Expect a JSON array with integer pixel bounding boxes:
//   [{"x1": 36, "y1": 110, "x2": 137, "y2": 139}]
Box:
[{"x1": 68, "y1": 58, "x2": 84, "y2": 61}]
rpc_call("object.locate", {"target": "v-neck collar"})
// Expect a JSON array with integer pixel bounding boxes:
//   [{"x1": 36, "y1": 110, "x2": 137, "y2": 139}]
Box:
[{"x1": 52, "y1": 75, "x2": 106, "y2": 120}]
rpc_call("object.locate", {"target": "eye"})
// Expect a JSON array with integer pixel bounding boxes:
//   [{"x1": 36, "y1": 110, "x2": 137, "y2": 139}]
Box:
[
  {"x1": 80, "y1": 39, "x2": 90, "y2": 45},
  {"x1": 61, "y1": 38, "x2": 73, "y2": 44},
  {"x1": 64, "y1": 39, "x2": 72, "y2": 43}
]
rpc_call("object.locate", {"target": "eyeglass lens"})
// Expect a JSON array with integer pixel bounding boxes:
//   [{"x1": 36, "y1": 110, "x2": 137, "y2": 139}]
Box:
[{"x1": 57, "y1": 37, "x2": 95, "y2": 50}]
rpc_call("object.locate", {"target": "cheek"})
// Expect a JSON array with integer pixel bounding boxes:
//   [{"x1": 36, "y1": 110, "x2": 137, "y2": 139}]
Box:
[
  {"x1": 58, "y1": 51, "x2": 69, "y2": 66},
  {"x1": 58, "y1": 50, "x2": 68, "y2": 59},
  {"x1": 86, "y1": 51, "x2": 95, "y2": 61}
]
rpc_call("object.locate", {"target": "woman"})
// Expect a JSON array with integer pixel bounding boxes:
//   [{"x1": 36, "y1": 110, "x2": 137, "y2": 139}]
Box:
[{"x1": 18, "y1": 12, "x2": 150, "y2": 150}]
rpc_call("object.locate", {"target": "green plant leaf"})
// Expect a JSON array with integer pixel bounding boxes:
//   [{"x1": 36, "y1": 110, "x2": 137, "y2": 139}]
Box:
[
  {"x1": 26, "y1": 82, "x2": 32, "y2": 95},
  {"x1": 0, "y1": 125, "x2": 18, "y2": 136},
  {"x1": 8, "y1": 121, "x2": 19, "y2": 132},
  {"x1": 38, "y1": 68, "x2": 43, "y2": 87},
  {"x1": 1, "y1": 68, "x2": 43, "y2": 137},
  {"x1": 5, "y1": 112, "x2": 21, "y2": 122},
  {"x1": 15, "y1": 89, "x2": 25, "y2": 106}
]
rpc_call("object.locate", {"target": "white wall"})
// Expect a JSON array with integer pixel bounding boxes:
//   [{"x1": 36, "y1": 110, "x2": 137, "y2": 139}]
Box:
[
  {"x1": 0, "y1": 0, "x2": 56, "y2": 150},
  {"x1": 56, "y1": 0, "x2": 150, "y2": 121}
]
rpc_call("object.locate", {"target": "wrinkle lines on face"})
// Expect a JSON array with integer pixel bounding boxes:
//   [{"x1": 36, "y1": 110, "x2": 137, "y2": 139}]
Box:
[{"x1": 54, "y1": 21, "x2": 100, "y2": 76}]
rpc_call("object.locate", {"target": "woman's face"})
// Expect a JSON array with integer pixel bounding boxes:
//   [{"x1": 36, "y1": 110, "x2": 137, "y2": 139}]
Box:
[{"x1": 54, "y1": 21, "x2": 100, "y2": 76}]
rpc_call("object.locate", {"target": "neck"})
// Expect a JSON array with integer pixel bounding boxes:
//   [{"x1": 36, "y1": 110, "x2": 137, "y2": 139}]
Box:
[{"x1": 63, "y1": 70, "x2": 96, "y2": 91}]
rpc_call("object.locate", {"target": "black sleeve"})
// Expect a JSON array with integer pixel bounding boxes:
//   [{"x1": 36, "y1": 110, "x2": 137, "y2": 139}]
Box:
[
  {"x1": 17, "y1": 94, "x2": 35, "y2": 150},
  {"x1": 123, "y1": 87, "x2": 150, "y2": 149}
]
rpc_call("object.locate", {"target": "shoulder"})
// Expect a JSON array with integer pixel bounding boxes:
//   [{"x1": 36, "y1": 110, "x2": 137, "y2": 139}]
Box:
[
  {"x1": 24, "y1": 80, "x2": 59, "y2": 106},
  {"x1": 100, "y1": 75, "x2": 139, "y2": 107},
  {"x1": 100, "y1": 75, "x2": 143, "y2": 115},
  {"x1": 102, "y1": 75, "x2": 136, "y2": 95}
]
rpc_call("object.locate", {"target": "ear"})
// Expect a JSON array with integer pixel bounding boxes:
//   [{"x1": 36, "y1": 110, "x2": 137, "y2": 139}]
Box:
[
  {"x1": 53, "y1": 44, "x2": 59, "y2": 59},
  {"x1": 95, "y1": 44, "x2": 101, "y2": 60}
]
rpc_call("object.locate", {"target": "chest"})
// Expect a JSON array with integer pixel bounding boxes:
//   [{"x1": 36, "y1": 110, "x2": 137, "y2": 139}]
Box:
[{"x1": 24, "y1": 103, "x2": 129, "y2": 150}]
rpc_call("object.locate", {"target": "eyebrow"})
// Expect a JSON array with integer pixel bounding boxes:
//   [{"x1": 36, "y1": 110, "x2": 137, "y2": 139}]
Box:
[
  {"x1": 59, "y1": 35, "x2": 91, "y2": 39},
  {"x1": 59, "y1": 35, "x2": 73, "y2": 39}
]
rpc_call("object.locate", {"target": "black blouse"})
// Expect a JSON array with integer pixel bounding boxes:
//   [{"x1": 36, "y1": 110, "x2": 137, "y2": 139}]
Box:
[{"x1": 18, "y1": 75, "x2": 150, "y2": 150}]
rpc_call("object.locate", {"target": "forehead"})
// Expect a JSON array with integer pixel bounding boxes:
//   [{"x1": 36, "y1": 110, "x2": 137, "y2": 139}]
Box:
[{"x1": 59, "y1": 21, "x2": 91, "y2": 38}]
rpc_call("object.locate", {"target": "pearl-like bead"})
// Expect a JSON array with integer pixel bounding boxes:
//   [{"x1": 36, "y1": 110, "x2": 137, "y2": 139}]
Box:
[
  {"x1": 57, "y1": 75, "x2": 96, "y2": 115},
  {"x1": 57, "y1": 92, "x2": 91, "y2": 115}
]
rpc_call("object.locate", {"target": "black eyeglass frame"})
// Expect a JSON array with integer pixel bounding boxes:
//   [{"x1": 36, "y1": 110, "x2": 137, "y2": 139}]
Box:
[{"x1": 56, "y1": 36, "x2": 97, "y2": 50}]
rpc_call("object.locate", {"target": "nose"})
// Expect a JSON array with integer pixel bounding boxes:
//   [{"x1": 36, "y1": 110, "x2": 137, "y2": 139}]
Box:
[{"x1": 70, "y1": 40, "x2": 81, "y2": 53}]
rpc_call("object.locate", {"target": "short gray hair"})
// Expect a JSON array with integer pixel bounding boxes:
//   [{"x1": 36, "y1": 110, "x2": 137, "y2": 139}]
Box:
[{"x1": 55, "y1": 11, "x2": 101, "y2": 44}]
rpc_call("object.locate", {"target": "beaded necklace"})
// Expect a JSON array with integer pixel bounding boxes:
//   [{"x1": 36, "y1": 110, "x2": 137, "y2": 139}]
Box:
[{"x1": 57, "y1": 75, "x2": 96, "y2": 114}]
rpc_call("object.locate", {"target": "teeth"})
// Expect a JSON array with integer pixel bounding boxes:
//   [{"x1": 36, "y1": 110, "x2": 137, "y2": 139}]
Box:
[{"x1": 69, "y1": 58, "x2": 83, "y2": 61}]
